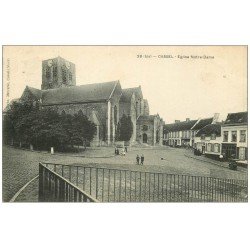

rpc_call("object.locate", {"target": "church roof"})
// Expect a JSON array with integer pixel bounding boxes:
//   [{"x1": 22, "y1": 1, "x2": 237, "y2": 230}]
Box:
[
  {"x1": 138, "y1": 115, "x2": 155, "y2": 121},
  {"x1": 42, "y1": 81, "x2": 119, "y2": 105},
  {"x1": 122, "y1": 86, "x2": 143, "y2": 100},
  {"x1": 26, "y1": 86, "x2": 42, "y2": 99},
  {"x1": 120, "y1": 89, "x2": 134, "y2": 102},
  {"x1": 138, "y1": 114, "x2": 161, "y2": 122}
]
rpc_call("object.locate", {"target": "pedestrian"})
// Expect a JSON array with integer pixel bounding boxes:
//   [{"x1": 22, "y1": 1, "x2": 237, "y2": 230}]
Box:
[
  {"x1": 115, "y1": 147, "x2": 117, "y2": 155},
  {"x1": 219, "y1": 154, "x2": 223, "y2": 162},
  {"x1": 141, "y1": 154, "x2": 144, "y2": 165},
  {"x1": 125, "y1": 146, "x2": 127, "y2": 153},
  {"x1": 117, "y1": 148, "x2": 119, "y2": 155},
  {"x1": 136, "y1": 155, "x2": 140, "y2": 165}
]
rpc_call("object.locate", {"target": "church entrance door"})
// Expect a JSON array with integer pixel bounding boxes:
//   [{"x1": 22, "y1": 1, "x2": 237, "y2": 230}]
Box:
[{"x1": 143, "y1": 133, "x2": 148, "y2": 143}]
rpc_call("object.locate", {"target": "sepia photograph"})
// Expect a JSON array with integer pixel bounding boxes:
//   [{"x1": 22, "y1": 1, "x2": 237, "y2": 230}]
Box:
[{"x1": 2, "y1": 45, "x2": 248, "y2": 203}]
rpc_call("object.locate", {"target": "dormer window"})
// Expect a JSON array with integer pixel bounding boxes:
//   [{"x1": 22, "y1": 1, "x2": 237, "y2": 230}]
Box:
[
  {"x1": 201, "y1": 134, "x2": 205, "y2": 140},
  {"x1": 211, "y1": 134, "x2": 216, "y2": 140}
]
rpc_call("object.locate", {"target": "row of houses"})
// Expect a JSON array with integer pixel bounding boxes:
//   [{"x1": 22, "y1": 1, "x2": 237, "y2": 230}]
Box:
[{"x1": 163, "y1": 112, "x2": 248, "y2": 161}]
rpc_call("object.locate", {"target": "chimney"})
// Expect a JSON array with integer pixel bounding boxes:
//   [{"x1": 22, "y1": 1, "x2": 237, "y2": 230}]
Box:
[
  {"x1": 186, "y1": 118, "x2": 190, "y2": 122},
  {"x1": 175, "y1": 120, "x2": 180, "y2": 123}
]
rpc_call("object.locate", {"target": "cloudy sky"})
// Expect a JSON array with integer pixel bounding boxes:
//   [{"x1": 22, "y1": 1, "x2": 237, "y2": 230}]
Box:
[{"x1": 3, "y1": 46, "x2": 247, "y2": 123}]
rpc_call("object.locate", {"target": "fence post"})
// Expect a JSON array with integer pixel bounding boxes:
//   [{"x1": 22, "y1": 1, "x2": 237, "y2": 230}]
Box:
[
  {"x1": 39, "y1": 163, "x2": 44, "y2": 202},
  {"x1": 74, "y1": 189, "x2": 78, "y2": 202},
  {"x1": 108, "y1": 169, "x2": 110, "y2": 202},
  {"x1": 119, "y1": 170, "x2": 122, "y2": 202},
  {"x1": 102, "y1": 169, "x2": 105, "y2": 202},
  {"x1": 125, "y1": 171, "x2": 127, "y2": 202},
  {"x1": 114, "y1": 170, "x2": 116, "y2": 202},
  {"x1": 96, "y1": 169, "x2": 98, "y2": 199},
  {"x1": 69, "y1": 167, "x2": 72, "y2": 182},
  {"x1": 59, "y1": 179, "x2": 65, "y2": 202}
]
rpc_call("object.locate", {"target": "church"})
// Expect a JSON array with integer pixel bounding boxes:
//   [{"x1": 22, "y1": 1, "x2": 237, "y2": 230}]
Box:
[{"x1": 18, "y1": 56, "x2": 165, "y2": 146}]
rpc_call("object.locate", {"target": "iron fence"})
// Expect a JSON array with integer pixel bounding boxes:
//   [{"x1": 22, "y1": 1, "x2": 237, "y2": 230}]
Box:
[
  {"x1": 38, "y1": 163, "x2": 98, "y2": 202},
  {"x1": 42, "y1": 162, "x2": 248, "y2": 202}
]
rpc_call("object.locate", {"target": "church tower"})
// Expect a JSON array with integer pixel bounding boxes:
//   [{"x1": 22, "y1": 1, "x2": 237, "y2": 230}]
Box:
[{"x1": 41, "y1": 56, "x2": 76, "y2": 90}]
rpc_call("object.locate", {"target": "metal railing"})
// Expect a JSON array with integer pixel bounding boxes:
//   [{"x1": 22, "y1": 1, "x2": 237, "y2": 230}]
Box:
[
  {"x1": 38, "y1": 163, "x2": 98, "y2": 202},
  {"x1": 42, "y1": 162, "x2": 248, "y2": 202}
]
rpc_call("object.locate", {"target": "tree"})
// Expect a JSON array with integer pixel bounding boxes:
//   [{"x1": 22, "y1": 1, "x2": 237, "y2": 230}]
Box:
[
  {"x1": 4, "y1": 101, "x2": 37, "y2": 146},
  {"x1": 71, "y1": 112, "x2": 96, "y2": 149},
  {"x1": 116, "y1": 114, "x2": 133, "y2": 141},
  {"x1": 3, "y1": 101, "x2": 97, "y2": 152}
]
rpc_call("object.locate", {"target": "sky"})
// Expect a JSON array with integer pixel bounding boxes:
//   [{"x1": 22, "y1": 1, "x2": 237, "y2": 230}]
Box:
[{"x1": 3, "y1": 46, "x2": 247, "y2": 123}]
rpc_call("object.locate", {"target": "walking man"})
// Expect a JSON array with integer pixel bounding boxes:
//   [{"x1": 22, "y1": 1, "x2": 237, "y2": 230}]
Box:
[
  {"x1": 136, "y1": 155, "x2": 140, "y2": 165},
  {"x1": 141, "y1": 154, "x2": 144, "y2": 165}
]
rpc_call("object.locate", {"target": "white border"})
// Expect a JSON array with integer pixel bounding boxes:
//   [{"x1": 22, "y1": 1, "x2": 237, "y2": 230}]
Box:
[{"x1": 0, "y1": 1, "x2": 249, "y2": 250}]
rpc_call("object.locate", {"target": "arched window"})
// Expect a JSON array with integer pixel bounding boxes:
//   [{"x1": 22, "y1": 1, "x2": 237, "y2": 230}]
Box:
[
  {"x1": 45, "y1": 67, "x2": 51, "y2": 79},
  {"x1": 156, "y1": 129, "x2": 160, "y2": 143},
  {"x1": 61, "y1": 110, "x2": 66, "y2": 116},
  {"x1": 53, "y1": 65, "x2": 57, "y2": 78},
  {"x1": 114, "y1": 105, "x2": 117, "y2": 125}
]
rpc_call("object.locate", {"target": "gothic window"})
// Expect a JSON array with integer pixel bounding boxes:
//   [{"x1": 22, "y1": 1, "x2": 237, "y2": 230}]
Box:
[
  {"x1": 156, "y1": 129, "x2": 160, "y2": 143},
  {"x1": 45, "y1": 67, "x2": 51, "y2": 79},
  {"x1": 114, "y1": 105, "x2": 117, "y2": 125},
  {"x1": 69, "y1": 72, "x2": 72, "y2": 81},
  {"x1": 53, "y1": 65, "x2": 57, "y2": 78},
  {"x1": 142, "y1": 125, "x2": 148, "y2": 131},
  {"x1": 62, "y1": 67, "x2": 67, "y2": 84}
]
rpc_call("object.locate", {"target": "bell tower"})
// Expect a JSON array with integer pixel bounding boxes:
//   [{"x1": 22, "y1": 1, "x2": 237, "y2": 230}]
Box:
[{"x1": 41, "y1": 56, "x2": 76, "y2": 90}]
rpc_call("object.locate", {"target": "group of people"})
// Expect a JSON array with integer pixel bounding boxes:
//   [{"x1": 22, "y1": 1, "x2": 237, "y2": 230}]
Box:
[
  {"x1": 115, "y1": 146, "x2": 128, "y2": 156},
  {"x1": 136, "y1": 154, "x2": 145, "y2": 165},
  {"x1": 114, "y1": 146, "x2": 145, "y2": 165}
]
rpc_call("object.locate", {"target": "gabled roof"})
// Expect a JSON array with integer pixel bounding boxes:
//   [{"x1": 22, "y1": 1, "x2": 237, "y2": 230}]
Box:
[
  {"x1": 42, "y1": 81, "x2": 120, "y2": 105},
  {"x1": 120, "y1": 88, "x2": 134, "y2": 103},
  {"x1": 195, "y1": 124, "x2": 221, "y2": 137},
  {"x1": 223, "y1": 112, "x2": 247, "y2": 126},
  {"x1": 164, "y1": 119, "x2": 198, "y2": 132},
  {"x1": 123, "y1": 86, "x2": 143, "y2": 100},
  {"x1": 192, "y1": 118, "x2": 213, "y2": 130}
]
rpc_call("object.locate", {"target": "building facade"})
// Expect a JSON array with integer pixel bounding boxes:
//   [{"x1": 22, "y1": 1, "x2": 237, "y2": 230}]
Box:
[
  {"x1": 136, "y1": 114, "x2": 164, "y2": 146},
  {"x1": 194, "y1": 124, "x2": 222, "y2": 156},
  {"x1": 221, "y1": 112, "x2": 248, "y2": 160},
  {"x1": 163, "y1": 119, "x2": 198, "y2": 147},
  {"x1": 163, "y1": 115, "x2": 219, "y2": 147}
]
